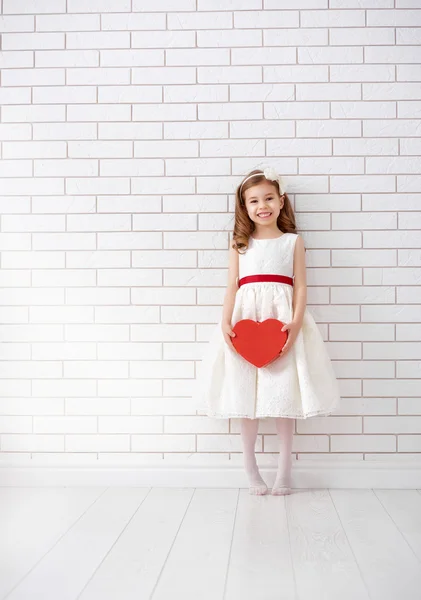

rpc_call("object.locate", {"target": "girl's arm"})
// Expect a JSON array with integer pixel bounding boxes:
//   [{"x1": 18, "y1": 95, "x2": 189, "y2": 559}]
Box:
[
  {"x1": 291, "y1": 235, "x2": 307, "y2": 326},
  {"x1": 222, "y1": 238, "x2": 239, "y2": 324}
]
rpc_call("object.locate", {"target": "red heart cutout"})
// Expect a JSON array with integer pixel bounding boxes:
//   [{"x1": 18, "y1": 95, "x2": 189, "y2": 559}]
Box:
[{"x1": 231, "y1": 318, "x2": 288, "y2": 368}]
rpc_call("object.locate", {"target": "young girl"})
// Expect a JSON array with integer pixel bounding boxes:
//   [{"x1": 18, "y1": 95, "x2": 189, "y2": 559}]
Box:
[{"x1": 193, "y1": 167, "x2": 341, "y2": 496}]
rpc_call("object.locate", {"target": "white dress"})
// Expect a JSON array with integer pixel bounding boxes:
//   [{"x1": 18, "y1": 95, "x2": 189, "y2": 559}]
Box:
[{"x1": 192, "y1": 232, "x2": 341, "y2": 419}]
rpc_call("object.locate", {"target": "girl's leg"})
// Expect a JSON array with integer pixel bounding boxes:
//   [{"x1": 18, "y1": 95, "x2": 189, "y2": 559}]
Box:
[
  {"x1": 272, "y1": 417, "x2": 294, "y2": 495},
  {"x1": 240, "y1": 418, "x2": 268, "y2": 495}
]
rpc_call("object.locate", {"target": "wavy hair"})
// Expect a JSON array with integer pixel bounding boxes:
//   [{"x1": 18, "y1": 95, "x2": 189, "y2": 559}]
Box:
[{"x1": 231, "y1": 169, "x2": 297, "y2": 254}]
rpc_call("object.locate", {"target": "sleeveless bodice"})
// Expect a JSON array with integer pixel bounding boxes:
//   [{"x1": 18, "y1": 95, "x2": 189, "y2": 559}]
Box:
[{"x1": 237, "y1": 233, "x2": 298, "y2": 282}]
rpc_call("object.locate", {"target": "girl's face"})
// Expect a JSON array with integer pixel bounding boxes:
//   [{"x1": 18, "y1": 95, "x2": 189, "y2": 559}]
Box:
[{"x1": 243, "y1": 181, "x2": 283, "y2": 230}]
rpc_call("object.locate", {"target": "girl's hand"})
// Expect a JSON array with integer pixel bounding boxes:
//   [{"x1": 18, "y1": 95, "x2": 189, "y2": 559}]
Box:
[
  {"x1": 280, "y1": 320, "x2": 302, "y2": 358},
  {"x1": 221, "y1": 321, "x2": 237, "y2": 352}
]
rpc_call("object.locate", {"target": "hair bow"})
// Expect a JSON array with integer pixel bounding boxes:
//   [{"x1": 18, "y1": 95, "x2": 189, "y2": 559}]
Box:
[{"x1": 263, "y1": 167, "x2": 286, "y2": 195}]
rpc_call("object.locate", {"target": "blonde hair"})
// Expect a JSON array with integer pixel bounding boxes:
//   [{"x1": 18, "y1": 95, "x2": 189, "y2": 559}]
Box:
[{"x1": 231, "y1": 169, "x2": 297, "y2": 254}]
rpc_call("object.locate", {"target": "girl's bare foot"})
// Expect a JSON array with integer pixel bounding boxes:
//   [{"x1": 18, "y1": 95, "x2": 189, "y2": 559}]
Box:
[
  {"x1": 247, "y1": 467, "x2": 268, "y2": 495},
  {"x1": 271, "y1": 473, "x2": 291, "y2": 495},
  {"x1": 271, "y1": 485, "x2": 291, "y2": 496}
]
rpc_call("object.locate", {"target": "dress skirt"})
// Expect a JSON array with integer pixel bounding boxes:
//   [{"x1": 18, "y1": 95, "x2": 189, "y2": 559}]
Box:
[{"x1": 192, "y1": 280, "x2": 341, "y2": 419}]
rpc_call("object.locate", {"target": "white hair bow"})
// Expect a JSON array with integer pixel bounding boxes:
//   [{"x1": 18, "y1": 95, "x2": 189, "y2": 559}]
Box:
[
  {"x1": 263, "y1": 167, "x2": 286, "y2": 195},
  {"x1": 239, "y1": 167, "x2": 287, "y2": 196}
]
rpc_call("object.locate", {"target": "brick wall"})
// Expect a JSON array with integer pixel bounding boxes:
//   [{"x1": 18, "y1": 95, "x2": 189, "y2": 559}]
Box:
[{"x1": 0, "y1": 0, "x2": 420, "y2": 468}]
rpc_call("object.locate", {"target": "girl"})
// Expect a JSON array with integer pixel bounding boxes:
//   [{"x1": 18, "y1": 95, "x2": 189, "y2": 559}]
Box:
[{"x1": 193, "y1": 167, "x2": 341, "y2": 496}]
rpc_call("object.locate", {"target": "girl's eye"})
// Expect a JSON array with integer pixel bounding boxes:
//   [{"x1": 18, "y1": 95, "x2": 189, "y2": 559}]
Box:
[{"x1": 252, "y1": 198, "x2": 272, "y2": 203}]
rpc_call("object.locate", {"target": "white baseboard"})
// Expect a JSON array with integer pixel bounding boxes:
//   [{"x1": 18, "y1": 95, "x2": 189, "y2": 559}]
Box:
[{"x1": 1, "y1": 460, "x2": 421, "y2": 488}]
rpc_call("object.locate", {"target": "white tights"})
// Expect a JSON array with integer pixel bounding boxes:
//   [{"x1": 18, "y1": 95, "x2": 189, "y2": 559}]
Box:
[{"x1": 240, "y1": 417, "x2": 294, "y2": 495}]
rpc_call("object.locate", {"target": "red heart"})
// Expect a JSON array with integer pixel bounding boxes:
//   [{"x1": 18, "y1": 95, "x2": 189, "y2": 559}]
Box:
[{"x1": 231, "y1": 318, "x2": 288, "y2": 368}]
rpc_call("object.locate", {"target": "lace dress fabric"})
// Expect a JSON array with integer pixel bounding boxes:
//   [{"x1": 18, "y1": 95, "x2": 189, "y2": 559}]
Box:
[{"x1": 192, "y1": 233, "x2": 341, "y2": 419}]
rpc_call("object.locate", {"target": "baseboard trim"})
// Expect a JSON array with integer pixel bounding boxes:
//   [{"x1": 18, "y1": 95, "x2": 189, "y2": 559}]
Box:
[{"x1": 1, "y1": 460, "x2": 421, "y2": 488}]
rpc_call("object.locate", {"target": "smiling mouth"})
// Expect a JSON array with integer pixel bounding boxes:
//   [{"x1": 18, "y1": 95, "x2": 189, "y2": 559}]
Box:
[{"x1": 257, "y1": 212, "x2": 272, "y2": 218}]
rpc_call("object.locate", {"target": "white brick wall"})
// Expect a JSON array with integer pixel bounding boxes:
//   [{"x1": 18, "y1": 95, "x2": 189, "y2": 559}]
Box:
[{"x1": 0, "y1": 0, "x2": 420, "y2": 468}]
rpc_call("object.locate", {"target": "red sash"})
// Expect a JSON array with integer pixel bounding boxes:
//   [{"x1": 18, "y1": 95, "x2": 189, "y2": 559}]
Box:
[{"x1": 238, "y1": 274, "x2": 293, "y2": 288}]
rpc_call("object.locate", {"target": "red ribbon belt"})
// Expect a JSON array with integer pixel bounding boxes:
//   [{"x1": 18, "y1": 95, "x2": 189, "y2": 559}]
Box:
[{"x1": 238, "y1": 274, "x2": 294, "y2": 288}]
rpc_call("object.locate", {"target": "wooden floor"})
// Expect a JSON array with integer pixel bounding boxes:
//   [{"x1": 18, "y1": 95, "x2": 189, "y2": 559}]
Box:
[{"x1": 2, "y1": 487, "x2": 421, "y2": 600}]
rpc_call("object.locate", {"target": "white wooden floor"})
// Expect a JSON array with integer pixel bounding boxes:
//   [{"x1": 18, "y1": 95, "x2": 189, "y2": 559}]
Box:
[{"x1": 2, "y1": 487, "x2": 421, "y2": 600}]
